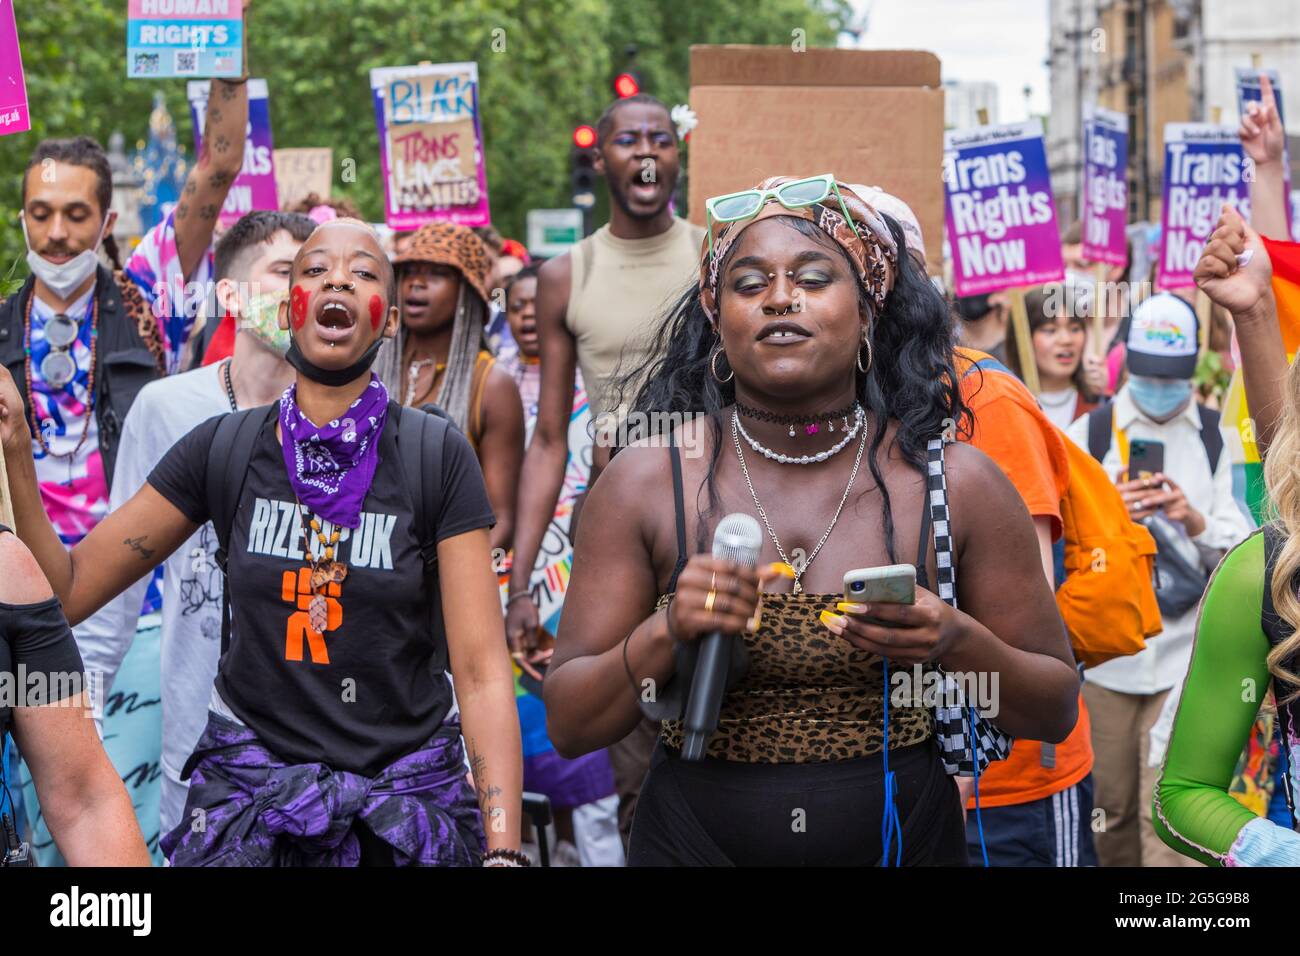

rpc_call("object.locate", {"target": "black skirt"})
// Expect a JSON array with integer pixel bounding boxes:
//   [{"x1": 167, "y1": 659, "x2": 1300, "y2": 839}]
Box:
[{"x1": 628, "y1": 738, "x2": 968, "y2": 866}]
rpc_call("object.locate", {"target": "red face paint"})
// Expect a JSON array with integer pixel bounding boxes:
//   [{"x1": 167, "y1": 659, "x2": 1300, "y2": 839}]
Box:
[
  {"x1": 369, "y1": 294, "x2": 384, "y2": 330},
  {"x1": 290, "y1": 285, "x2": 309, "y2": 330}
]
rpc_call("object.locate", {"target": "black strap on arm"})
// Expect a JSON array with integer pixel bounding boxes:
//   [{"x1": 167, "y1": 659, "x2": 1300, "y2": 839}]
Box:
[
  {"x1": 1196, "y1": 404, "x2": 1224, "y2": 474},
  {"x1": 398, "y1": 404, "x2": 449, "y2": 569},
  {"x1": 665, "y1": 443, "x2": 688, "y2": 593},
  {"x1": 207, "y1": 406, "x2": 275, "y2": 657},
  {"x1": 1087, "y1": 401, "x2": 1113, "y2": 463}
]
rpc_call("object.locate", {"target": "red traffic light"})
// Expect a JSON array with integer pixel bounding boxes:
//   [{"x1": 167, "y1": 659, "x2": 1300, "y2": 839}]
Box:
[
  {"x1": 573, "y1": 124, "x2": 597, "y2": 149},
  {"x1": 614, "y1": 72, "x2": 640, "y2": 98}
]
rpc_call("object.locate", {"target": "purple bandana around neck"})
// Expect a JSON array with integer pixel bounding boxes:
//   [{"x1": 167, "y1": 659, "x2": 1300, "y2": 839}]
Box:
[{"x1": 279, "y1": 374, "x2": 389, "y2": 530}]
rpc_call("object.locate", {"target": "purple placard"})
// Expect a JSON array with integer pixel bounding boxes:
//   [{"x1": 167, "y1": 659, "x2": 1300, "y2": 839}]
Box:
[
  {"x1": 188, "y1": 78, "x2": 277, "y2": 229},
  {"x1": 943, "y1": 119, "x2": 1064, "y2": 297},
  {"x1": 0, "y1": 0, "x2": 30, "y2": 137},
  {"x1": 1081, "y1": 107, "x2": 1129, "y2": 265},
  {"x1": 370, "y1": 62, "x2": 490, "y2": 230},
  {"x1": 1158, "y1": 124, "x2": 1250, "y2": 290}
]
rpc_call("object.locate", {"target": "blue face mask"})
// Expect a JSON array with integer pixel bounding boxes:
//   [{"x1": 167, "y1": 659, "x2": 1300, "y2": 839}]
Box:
[{"x1": 1128, "y1": 375, "x2": 1192, "y2": 421}]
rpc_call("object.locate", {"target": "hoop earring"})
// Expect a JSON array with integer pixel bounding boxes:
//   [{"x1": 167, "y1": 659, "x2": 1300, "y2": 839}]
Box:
[
  {"x1": 857, "y1": 334, "x2": 873, "y2": 374},
  {"x1": 711, "y1": 347, "x2": 734, "y2": 383}
]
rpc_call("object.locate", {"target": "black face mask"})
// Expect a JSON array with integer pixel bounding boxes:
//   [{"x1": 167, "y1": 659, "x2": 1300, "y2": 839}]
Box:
[{"x1": 286, "y1": 335, "x2": 385, "y2": 388}]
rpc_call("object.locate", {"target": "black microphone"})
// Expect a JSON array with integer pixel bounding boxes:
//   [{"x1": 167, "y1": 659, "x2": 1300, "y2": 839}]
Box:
[{"x1": 681, "y1": 512, "x2": 763, "y2": 761}]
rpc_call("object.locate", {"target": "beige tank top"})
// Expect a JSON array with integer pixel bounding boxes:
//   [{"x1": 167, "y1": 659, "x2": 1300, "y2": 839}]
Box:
[{"x1": 565, "y1": 217, "x2": 704, "y2": 420}]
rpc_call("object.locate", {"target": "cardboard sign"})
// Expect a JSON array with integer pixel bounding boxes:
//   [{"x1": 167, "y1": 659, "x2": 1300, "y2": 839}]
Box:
[
  {"x1": 0, "y1": 1, "x2": 29, "y2": 136},
  {"x1": 1237, "y1": 67, "x2": 1292, "y2": 236},
  {"x1": 943, "y1": 119, "x2": 1064, "y2": 297},
  {"x1": 1081, "y1": 106, "x2": 1129, "y2": 265},
  {"x1": 188, "y1": 78, "x2": 277, "y2": 228},
  {"x1": 274, "y1": 147, "x2": 333, "y2": 209},
  {"x1": 371, "y1": 62, "x2": 490, "y2": 229},
  {"x1": 1158, "y1": 124, "x2": 1249, "y2": 290},
  {"x1": 688, "y1": 47, "x2": 945, "y2": 276},
  {"x1": 127, "y1": 0, "x2": 242, "y2": 79}
]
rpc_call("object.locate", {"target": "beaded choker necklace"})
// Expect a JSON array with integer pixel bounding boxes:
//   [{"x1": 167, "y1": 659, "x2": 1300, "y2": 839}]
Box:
[{"x1": 735, "y1": 400, "x2": 859, "y2": 438}]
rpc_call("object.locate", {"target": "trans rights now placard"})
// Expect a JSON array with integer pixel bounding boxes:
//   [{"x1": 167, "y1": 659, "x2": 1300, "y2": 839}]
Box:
[
  {"x1": 1081, "y1": 106, "x2": 1129, "y2": 266},
  {"x1": 944, "y1": 120, "x2": 1064, "y2": 297},
  {"x1": 1158, "y1": 124, "x2": 1250, "y2": 290}
]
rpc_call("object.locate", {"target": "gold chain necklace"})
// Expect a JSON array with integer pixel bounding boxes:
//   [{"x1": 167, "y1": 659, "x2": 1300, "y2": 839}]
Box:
[{"x1": 731, "y1": 409, "x2": 868, "y2": 594}]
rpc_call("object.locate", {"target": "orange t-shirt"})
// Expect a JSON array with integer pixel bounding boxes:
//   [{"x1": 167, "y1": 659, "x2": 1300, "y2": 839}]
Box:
[{"x1": 953, "y1": 347, "x2": 1093, "y2": 808}]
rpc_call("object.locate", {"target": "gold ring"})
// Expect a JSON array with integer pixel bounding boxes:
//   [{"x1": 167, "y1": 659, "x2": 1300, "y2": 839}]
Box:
[{"x1": 705, "y1": 588, "x2": 717, "y2": 613}]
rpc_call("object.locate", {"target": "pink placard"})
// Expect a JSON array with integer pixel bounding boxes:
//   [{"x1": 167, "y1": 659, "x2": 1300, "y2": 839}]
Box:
[
  {"x1": 0, "y1": 0, "x2": 30, "y2": 137},
  {"x1": 127, "y1": 0, "x2": 241, "y2": 20}
]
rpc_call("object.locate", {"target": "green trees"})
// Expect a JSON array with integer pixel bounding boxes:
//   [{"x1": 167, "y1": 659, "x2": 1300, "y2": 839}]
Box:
[{"x1": 1, "y1": 0, "x2": 849, "y2": 272}]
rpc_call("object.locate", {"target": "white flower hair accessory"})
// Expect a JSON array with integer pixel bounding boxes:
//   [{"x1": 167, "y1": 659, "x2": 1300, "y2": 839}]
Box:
[{"x1": 671, "y1": 104, "x2": 698, "y2": 140}]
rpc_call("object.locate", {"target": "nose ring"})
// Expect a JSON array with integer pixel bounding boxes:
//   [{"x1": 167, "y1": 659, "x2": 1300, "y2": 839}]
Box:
[{"x1": 326, "y1": 281, "x2": 355, "y2": 292}]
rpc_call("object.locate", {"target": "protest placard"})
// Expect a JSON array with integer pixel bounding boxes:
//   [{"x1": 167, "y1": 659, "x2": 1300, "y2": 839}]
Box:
[
  {"x1": 1237, "y1": 67, "x2": 1291, "y2": 236},
  {"x1": 1081, "y1": 106, "x2": 1129, "y2": 266},
  {"x1": 1158, "y1": 123, "x2": 1249, "y2": 290},
  {"x1": 370, "y1": 62, "x2": 490, "y2": 230},
  {"x1": 943, "y1": 119, "x2": 1064, "y2": 298},
  {"x1": 188, "y1": 78, "x2": 277, "y2": 228},
  {"x1": 274, "y1": 148, "x2": 333, "y2": 209},
  {"x1": 0, "y1": 1, "x2": 29, "y2": 137},
  {"x1": 127, "y1": 0, "x2": 242, "y2": 79}
]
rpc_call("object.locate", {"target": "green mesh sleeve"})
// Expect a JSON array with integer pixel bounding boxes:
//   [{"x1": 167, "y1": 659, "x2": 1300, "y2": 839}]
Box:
[{"x1": 1153, "y1": 532, "x2": 1272, "y2": 866}]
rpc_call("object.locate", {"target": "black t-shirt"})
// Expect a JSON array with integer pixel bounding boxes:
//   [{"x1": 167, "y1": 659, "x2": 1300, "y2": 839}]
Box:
[
  {"x1": 147, "y1": 401, "x2": 494, "y2": 777},
  {"x1": 0, "y1": 595, "x2": 86, "y2": 740}
]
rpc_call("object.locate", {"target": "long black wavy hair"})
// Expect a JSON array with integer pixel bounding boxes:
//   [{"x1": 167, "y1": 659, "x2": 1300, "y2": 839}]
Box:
[{"x1": 612, "y1": 213, "x2": 971, "y2": 561}]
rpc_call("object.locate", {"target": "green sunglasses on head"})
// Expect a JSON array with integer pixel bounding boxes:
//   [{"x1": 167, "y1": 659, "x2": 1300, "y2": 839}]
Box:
[{"x1": 704, "y1": 173, "x2": 862, "y2": 261}]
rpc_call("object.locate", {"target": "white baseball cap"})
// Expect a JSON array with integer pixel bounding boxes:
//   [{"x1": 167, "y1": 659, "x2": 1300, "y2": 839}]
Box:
[{"x1": 1126, "y1": 292, "x2": 1199, "y2": 379}]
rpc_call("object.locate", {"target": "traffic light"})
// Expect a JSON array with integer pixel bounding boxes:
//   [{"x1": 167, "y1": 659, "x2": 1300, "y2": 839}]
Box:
[
  {"x1": 613, "y1": 44, "x2": 642, "y2": 99},
  {"x1": 613, "y1": 72, "x2": 640, "y2": 98},
  {"x1": 571, "y1": 124, "x2": 598, "y2": 210}
]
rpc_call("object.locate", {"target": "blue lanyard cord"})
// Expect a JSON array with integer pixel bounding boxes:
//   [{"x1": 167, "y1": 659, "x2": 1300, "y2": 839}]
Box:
[
  {"x1": 880, "y1": 660, "x2": 903, "y2": 866},
  {"x1": 0, "y1": 734, "x2": 13, "y2": 821},
  {"x1": 970, "y1": 705, "x2": 989, "y2": 867}
]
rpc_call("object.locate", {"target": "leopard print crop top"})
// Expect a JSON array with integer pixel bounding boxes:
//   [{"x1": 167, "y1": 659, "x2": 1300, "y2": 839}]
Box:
[{"x1": 657, "y1": 591, "x2": 934, "y2": 763}]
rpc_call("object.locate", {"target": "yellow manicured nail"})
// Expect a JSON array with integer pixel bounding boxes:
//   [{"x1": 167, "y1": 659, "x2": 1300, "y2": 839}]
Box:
[
  {"x1": 768, "y1": 562, "x2": 797, "y2": 579},
  {"x1": 836, "y1": 602, "x2": 868, "y2": 614},
  {"x1": 819, "y1": 610, "x2": 847, "y2": 630}
]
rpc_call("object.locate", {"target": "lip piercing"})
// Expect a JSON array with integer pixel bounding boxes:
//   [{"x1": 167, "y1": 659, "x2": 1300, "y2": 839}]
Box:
[{"x1": 325, "y1": 282, "x2": 355, "y2": 292}]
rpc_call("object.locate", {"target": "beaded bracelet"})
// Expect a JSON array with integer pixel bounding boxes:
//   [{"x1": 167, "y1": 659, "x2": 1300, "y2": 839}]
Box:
[{"x1": 483, "y1": 847, "x2": 531, "y2": 867}]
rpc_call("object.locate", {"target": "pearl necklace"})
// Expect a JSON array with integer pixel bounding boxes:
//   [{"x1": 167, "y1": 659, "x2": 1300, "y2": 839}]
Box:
[{"x1": 733, "y1": 405, "x2": 864, "y2": 465}]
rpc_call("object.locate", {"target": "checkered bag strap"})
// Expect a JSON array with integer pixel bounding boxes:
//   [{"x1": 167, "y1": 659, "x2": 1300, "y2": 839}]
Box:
[{"x1": 925, "y1": 436, "x2": 1015, "y2": 776}]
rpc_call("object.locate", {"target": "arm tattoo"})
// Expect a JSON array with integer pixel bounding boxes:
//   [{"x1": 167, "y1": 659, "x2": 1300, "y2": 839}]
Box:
[
  {"x1": 218, "y1": 81, "x2": 237, "y2": 101},
  {"x1": 208, "y1": 106, "x2": 223, "y2": 125},
  {"x1": 208, "y1": 170, "x2": 235, "y2": 190},
  {"x1": 124, "y1": 536, "x2": 156, "y2": 560},
  {"x1": 199, "y1": 204, "x2": 219, "y2": 221},
  {"x1": 467, "y1": 739, "x2": 500, "y2": 821},
  {"x1": 183, "y1": 178, "x2": 197, "y2": 196}
]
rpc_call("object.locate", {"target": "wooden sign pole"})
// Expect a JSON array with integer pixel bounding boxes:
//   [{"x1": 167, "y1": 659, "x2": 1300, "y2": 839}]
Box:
[
  {"x1": 1093, "y1": 261, "x2": 1108, "y2": 359},
  {"x1": 1008, "y1": 288, "x2": 1040, "y2": 394}
]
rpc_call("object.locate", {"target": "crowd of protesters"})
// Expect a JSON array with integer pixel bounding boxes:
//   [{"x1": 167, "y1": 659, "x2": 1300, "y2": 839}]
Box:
[{"x1": 4, "y1": 22, "x2": 1300, "y2": 867}]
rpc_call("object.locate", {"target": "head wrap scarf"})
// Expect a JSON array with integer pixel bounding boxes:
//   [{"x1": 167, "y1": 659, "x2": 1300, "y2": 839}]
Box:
[{"x1": 699, "y1": 175, "x2": 898, "y2": 320}]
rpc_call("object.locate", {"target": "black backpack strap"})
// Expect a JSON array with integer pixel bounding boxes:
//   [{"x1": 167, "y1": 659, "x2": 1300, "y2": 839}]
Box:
[
  {"x1": 208, "y1": 405, "x2": 274, "y2": 657},
  {"x1": 665, "y1": 443, "x2": 689, "y2": 593},
  {"x1": 1087, "y1": 401, "x2": 1114, "y2": 464},
  {"x1": 397, "y1": 404, "x2": 448, "y2": 568},
  {"x1": 1196, "y1": 404, "x2": 1224, "y2": 474}
]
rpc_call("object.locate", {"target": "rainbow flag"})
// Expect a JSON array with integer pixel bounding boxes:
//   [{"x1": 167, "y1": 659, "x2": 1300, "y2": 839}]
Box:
[{"x1": 1223, "y1": 236, "x2": 1300, "y2": 522}]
